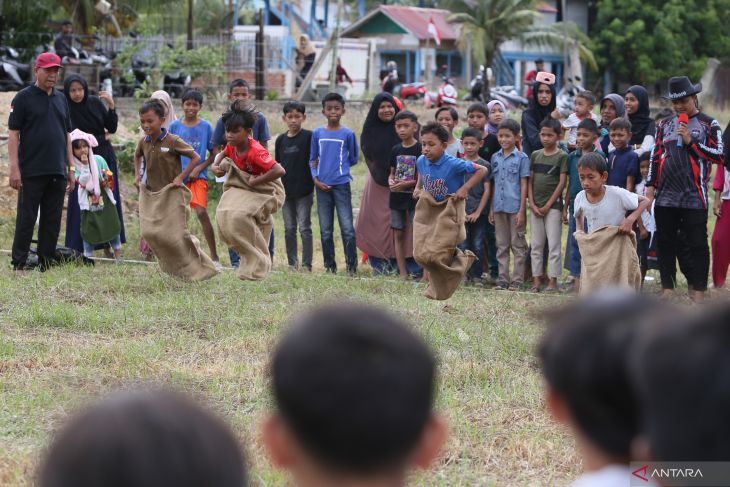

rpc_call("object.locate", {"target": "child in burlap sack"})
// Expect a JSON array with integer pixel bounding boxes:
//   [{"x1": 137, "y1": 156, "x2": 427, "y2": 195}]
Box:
[
  {"x1": 212, "y1": 101, "x2": 286, "y2": 279},
  {"x1": 413, "y1": 122, "x2": 487, "y2": 299}
]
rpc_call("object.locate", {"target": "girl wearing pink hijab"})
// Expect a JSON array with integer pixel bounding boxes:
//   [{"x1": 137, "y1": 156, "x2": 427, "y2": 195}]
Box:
[{"x1": 70, "y1": 129, "x2": 122, "y2": 259}]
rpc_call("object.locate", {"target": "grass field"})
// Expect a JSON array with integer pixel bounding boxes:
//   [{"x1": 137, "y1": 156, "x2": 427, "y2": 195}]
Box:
[{"x1": 0, "y1": 98, "x2": 725, "y2": 485}]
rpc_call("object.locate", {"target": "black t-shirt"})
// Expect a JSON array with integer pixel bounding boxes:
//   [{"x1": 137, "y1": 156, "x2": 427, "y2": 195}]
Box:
[
  {"x1": 276, "y1": 129, "x2": 314, "y2": 199},
  {"x1": 388, "y1": 142, "x2": 421, "y2": 210},
  {"x1": 8, "y1": 85, "x2": 72, "y2": 178},
  {"x1": 478, "y1": 133, "x2": 500, "y2": 162}
]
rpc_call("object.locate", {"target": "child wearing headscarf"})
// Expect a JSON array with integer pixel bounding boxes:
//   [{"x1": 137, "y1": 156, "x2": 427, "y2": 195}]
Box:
[
  {"x1": 70, "y1": 129, "x2": 121, "y2": 259},
  {"x1": 599, "y1": 94, "x2": 626, "y2": 153}
]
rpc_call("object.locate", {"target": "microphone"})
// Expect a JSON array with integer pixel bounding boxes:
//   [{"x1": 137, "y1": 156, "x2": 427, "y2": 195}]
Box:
[{"x1": 677, "y1": 113, "x2": 688, "y2": 148}]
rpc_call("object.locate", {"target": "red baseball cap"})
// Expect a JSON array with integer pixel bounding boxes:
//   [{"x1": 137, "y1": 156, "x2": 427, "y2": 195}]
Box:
[{"x1": 36, "y1": 52, "x2": 62, "y2": 69}]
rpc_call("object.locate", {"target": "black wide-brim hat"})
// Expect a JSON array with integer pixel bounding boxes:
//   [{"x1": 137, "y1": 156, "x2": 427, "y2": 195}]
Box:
[{"x1": 662, "y1": 76, "x2": 702, "y2": 100}]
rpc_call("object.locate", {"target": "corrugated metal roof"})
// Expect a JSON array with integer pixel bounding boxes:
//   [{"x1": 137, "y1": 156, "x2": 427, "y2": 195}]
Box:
[
  {"x1": 537, "y1": 1, "x2": 559, "y2": 13},
  {"x1": 369, "y1": 5, "x2": 459, "y2": 41}
]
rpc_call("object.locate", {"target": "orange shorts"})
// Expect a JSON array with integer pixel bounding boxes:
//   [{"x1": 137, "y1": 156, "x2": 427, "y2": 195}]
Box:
[{"x1": 186, "y1": 178, "x2": 208, "y2": 209}]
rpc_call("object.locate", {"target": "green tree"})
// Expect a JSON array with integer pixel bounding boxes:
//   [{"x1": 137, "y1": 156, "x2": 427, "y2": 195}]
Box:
[
  {"x1": 446, "y1": 0, "x2": 538, "y2": 96},
  {"x1": 592, "y1": 0, "x2": 730, "y2": 86},
  {"x1": 520, "y1": 21, "x2": 598, "y2": 72}
]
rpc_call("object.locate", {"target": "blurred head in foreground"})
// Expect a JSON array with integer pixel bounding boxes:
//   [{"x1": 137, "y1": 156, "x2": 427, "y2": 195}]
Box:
[
  {"x1": 39, "y1": 389, "x2": 247, "y2": 487},
  {"x1": 263, "y1": 303, "x2": 446, "y2": 487}
]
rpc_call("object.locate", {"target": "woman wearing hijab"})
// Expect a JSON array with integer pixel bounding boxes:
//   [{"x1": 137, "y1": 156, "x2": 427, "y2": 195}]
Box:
[
  {"x1": 295, "y1": 34, "x2": 316, "y2": 88},
  {"x1": 63, "y1": 74, "x2": 124, "y2": 254},
  {"x1": 598, "y1": 93, "x2": 626, "y2": 153},
  {"x1": 356, "y1": 93, "x2": 417, "y2": 274},
  {"x1": 149, "y1": 90, "x2": 177, "y2": 130},
  {"x1": 521, "y1": 80, "x2": 560, "y2": 156},
  {"x1": 624, "y1": 85, "x2": 656, "y2": 157}
]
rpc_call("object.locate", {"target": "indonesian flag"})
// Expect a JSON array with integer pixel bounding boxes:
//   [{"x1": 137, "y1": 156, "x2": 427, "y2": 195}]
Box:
[{"x1": 427, "y1": 17, "x2": 441, "y2": 46}]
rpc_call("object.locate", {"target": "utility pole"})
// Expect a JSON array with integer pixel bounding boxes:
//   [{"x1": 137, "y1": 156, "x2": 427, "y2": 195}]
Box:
[
  {"x1": 187, "y1": 0, "x2": 194, "y2": 49},
  {"x1": 255, "y1": 9, "x2": 265, "y2": 100}
]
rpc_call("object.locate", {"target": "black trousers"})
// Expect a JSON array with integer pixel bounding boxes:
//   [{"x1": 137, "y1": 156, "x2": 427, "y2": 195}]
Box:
[
  {"x1": 654, "y1": 205, "x2": 709, "y2": 291},
  {"x1": 11, "y1": 175, "x2": 67, "y2": 270}
]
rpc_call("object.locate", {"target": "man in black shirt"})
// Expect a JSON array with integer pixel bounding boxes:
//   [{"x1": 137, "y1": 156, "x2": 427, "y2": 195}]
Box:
[
  {"x1": 8, "y1": 52, "x2": 74, "y2": 271},
  {"x1": 276, "y1": 101, "x2": 314, "y2": 271}
]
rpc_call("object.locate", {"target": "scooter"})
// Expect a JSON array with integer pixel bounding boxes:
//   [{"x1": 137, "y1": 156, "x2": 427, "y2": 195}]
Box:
[
  {"x1": 436, "y1": 76, "x2": 458, "y2": 107},
  {"x1": 0, "y1": 46, "x2": 31, "y2": 91},
  {"x1": 394, "y1": 82, "x2": 428, "y2": 100},
  {"x1": 164, "y1": 69, "x2": 191, "y2": 98},
  {"x1": 464, "y1": 65, "x2": 487, "y2": 102},
  {"x1": 490, "y1": 85, "x2": 528, "y2": 110}
]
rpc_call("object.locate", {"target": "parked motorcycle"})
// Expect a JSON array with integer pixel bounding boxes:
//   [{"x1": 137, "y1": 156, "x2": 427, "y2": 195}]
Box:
[
  {"x1": 0, "y1": 46, "x2": 31, "y2": 91},
  {"x1": 394, "y1": 81, "x2": 428, "y2": 100},
  {"x1": 490, "y1": 85, "x2": 528, "y2": 110}
]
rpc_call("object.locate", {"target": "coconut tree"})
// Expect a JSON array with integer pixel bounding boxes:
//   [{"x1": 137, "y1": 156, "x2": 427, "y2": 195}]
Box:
[
  {"x1": 520, "y1": 21, "x2": 598, "y2": 76},
  {"x1": 446, "y1": 0, "x2": 539, "y2": 98}
]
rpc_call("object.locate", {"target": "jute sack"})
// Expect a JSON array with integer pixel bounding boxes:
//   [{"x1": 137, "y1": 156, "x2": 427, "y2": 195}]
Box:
[
  {"x1": 139, "y1": 184, "x2": 219, "y2": 281},
  {"x1": 412, "y1": 192, "x2": 475, "y2": 300},
  {"x1": 576, "y1": 225, "x2": 641, "y2": 294},
  {"x1": 216, "y1": 158, "x2": 285, "y2": 280}
]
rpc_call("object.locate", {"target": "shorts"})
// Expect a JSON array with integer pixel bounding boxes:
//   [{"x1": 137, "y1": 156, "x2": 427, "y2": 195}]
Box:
[
  {"x1": 390, "y1": 208, "x2": 414, "y2": 230},
  {"x1": 186, "y1": 178, "x2": 208, "y2": 209}
]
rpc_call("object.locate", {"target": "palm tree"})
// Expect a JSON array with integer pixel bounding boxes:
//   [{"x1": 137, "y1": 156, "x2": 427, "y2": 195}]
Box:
[
  {"x1": 520, "y1": 21, "x2": 598, "y2": 73},
  {"x1": 446, "y1": 0, "x2": 538, "y2": 98}
]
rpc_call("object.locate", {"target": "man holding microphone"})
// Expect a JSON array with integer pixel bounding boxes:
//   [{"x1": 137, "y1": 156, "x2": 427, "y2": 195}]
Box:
[{"x1": 645, "y1": 76, "x2": 724, "y2": 301}]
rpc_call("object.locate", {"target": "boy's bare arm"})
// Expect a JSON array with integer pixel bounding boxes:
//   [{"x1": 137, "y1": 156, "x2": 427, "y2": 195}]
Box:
[
  {"x1": 134, "y1": 154, "x2": 143, "y2": 188},
  {"x1": 250, "y1": 162, "x2": 286, "y2": 187},
  {"x1": 413, "y1": 174, "x2": 423, "y2": 199},
  {"x1": 574, "y1": 210, "x2": 585, "y2": 233},
  {"x1": 619, "y1": 195, "x2": 651, "y2": 234},
  {"x1": 173, "y1": 153, "x2": 202, "y2": 186},
  {"x1": 626, "y1": 175, "x2": 635, "y2": 193},
  {"x1": 528, "y1": 172, "x2": 541, "y2": 216},
  {"x1": 455, "y1": 165, "x2": 487, "y2": 200}
]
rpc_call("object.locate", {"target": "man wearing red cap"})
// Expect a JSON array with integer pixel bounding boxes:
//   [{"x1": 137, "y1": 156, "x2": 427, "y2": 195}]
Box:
[
  {"x1": 646, "y1": 76, "x2": 725, "y2": 302},
  {"x1": 8, "y1": 52, "x2": 75, "y2": 271}
]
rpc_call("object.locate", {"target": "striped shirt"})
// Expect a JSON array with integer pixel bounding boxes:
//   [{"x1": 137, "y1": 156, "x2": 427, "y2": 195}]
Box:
[{"x1": 646, "y1": 112, "x2": 724, "y2": 209}]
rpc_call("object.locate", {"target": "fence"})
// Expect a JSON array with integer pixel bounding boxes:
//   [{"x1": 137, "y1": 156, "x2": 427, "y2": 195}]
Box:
[{"x1": 10, "y1": 32, "x2": 295, "y2": 95}]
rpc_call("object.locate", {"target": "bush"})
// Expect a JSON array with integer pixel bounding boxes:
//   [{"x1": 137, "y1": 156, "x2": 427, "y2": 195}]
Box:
[{"x1": 159, "y1": 43, "x2": 225, "y2": 82}]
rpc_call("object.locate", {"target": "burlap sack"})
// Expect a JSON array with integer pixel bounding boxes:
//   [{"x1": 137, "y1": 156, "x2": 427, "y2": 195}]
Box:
[
  {"x1": 216, "y1": 158, "x2": 285, "y2": 280},
  {"x1": 576, "y1": 225, "x2": 642, "y2": 294},
  {"x1": 139, "y1": 184, "x2": 219, "y2": 281},
  {"x1": 413, "y1": 192, "x2": 476, "y2": 300}
]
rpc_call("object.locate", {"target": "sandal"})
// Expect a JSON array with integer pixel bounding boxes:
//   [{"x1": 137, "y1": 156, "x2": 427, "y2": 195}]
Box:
[
  {"x1": 543, "y1": 286, "x2": 560, "y2": 293},
  {"x1": 529, "y1": 285, "x2": 541, "y2": 293}
]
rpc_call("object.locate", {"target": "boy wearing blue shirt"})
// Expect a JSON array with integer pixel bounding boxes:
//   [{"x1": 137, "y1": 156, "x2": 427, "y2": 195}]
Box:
[
  {"x1": 607, "y1": 118, "x2": 639, "y2": 191},
  {"x1": 309, "y1": 92, "x2": 359, "y2": 275},
  {"x1": 169, "y1": 88, "x2": 219, "y2": 264},
  {"x1": 414, "y1": 122, "x2": 487, "y2": 203},
  {"x1": 488, "y1": 119, "x2": 530, "y2": 290}
]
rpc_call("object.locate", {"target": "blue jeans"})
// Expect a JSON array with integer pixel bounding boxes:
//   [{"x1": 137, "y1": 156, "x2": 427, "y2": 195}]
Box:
[
  {"x1": 229, "y1": 228, "x2": 274, "y2": 268},
  {"x1": 567, "y1": 213, "x2": 582, "y2": 277},
  {"x1": 316, "y1": 183, "x2": 357, "y2": 273},
  {"x1": 83, "y1": 235, "x2": 121, "y2": 258},
  {"x1": 459, "y1": 213, "x2": 488, "y2": 280}
]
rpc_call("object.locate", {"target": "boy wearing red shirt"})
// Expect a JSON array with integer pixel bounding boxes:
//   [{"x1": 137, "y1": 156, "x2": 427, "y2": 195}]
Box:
[{"x1": 212, "y1": 101, "x2": 285, "y2": 184}]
